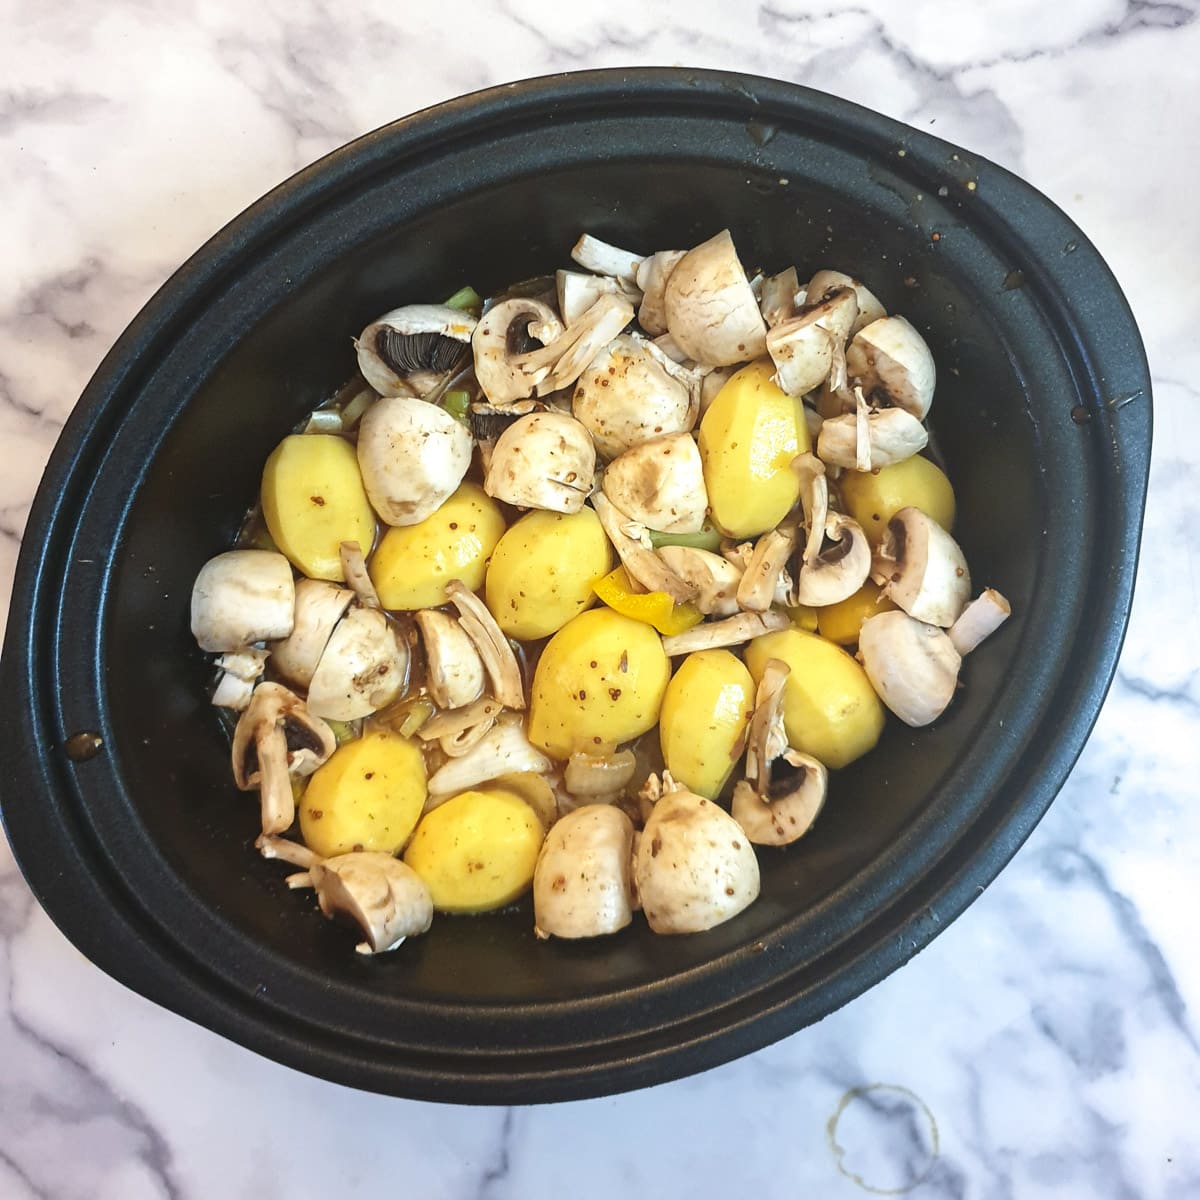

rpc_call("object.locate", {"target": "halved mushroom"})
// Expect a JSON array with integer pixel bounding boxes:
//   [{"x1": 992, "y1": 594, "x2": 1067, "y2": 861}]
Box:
[
  {"x1": 949, "y1": 588, "x2": 1011, "y2": 656},
  {"x1": 730, "y1": 658, "x2": 829, "y2": 846},
  {"x1": 805, "y1": 270, "x2": 887, "y2": 335},
  {"x1": 572, "y1": 334, "x2": 694, "y2": 460},
  {"x1": 601, "y1": 432, "x2": 708, "y2": 534},
  {"x1": 792, "y1": 513, "x2": 872, "y2": 607},
  {"x1": 817, "y1": 396, "x2": 928, "y2": 471},
  {"x1": 515, "y1": 293, "x2": 636, "y2": 396},
  {"x1": 355, "y1": 304, "x2": 476, "y2": 398},
  {"x1": 444, "y1": 579, "x2": 526, "y2": 710},
  {"x1": 766, "y1": 286, "x2": 859, "y2": 397},
  {"x1": 759, "y1": 266, "x2": 800, "y2": 327},
  {"x1": 655, "y1": 545, "x2": 743, "y2": 615},
  {"x1": 533, "y1": 805, "x2": 636, "y2": 939},
  {"x1": 483, "y1": 410, "x2": 596, "y2": 514},
  {"x1": 472, "y1": 297, "x2": 564, "y2": 407},
  {"x1": 664, "y1": 230, "x2": 768, "y2": 367},
  {"x1": 211, "y1": 647, "x2": 270, "y2": 711},
  {"x1": 590, "y1": 492, "x2": 698, "y2": 604},
  {"x1": 874, "y1": 507, "x2": 971, "y2": 627},
  {"x1": 232, "y1": 682, "x2": 336, "y2": 835},
  {"x1": 357, "y1": 395, "x2": 473, "y2": 526},
  {"x1": 190, "y1": 549, "x2": 295, "y2": 653},
  {"x1": 426, "y1": 712, "x2": 552, "y2": 799},
  {"x1": 634, "y1": 773, "x2": 760, "y2": 934},
  {"x1": 306, "y1": 607, "x2": 409, "y2": 721},
  {"x1": 846, "y1": 315, "x2": 936, "y2": 419},
  {"x1": 571, "y1": 233, "x2": 644, "y2": 282},
  {"x1": 557, "y1": 271, "x2": 639, "y2": 325},
  {"x1": 858, "y1": 610, "x2": 961, "y2": 726},
  {"x1": 414, "y1": 609, "x2": 485, "y2": 710},
  {"x1": 269, "y1": 577, "x2": 354, "y2": 689},
  {"x1": 635, "y1": 249, "x2": 686, "y2": 336},
  {"x1": 660, "y1": 610, "x2": 789, "y2": 656},
  {"x1": 736, "y1": 523, "x2": 798, "y2": 612}
]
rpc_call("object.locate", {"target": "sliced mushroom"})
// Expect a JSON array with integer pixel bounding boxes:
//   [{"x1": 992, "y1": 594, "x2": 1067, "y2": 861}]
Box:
[
  {"x1": 792, "y1": 452, "x2": 830, "y2": 567},
  {"x1": 736, "y1": 523, "x2": 798, "y2": 612},
  {"x1": 766, "y1": 286, "x2": 859, "y2": 397},
  {"x1": 948, "y1": 588, "x2": 1011, "y2": 656},
  {"x1": 591, "y1": 492, "x2": 698, "y2": 604},
  {"x1": 472, "y1": 297, "x2": 564, "y2": 407},
  {"x1": 556, "y1": 270, "x2": 638, "y2": 325},
  {"x1": 414, "y1": 609, "x2": 486, "y2": 710},
  {"x1": 874, "y1": 507, "x2": 971, "y2": 627},
  {"x1": 655, "y1": 545, "x2": 743, "y2": 616},
  {"x1": 792, "y1": 513, "x2": 872, "y2": 607},
  {"x1": 664, "y1": 230, "x2": 767, "y2": 367},
  {"x1": 426, "y1": 713, "x2": 552, "y2": 798},
  {"x1": 759, "y1": 266, "x2": 800, "y2": 327},
  {"x1": 601, "y1": 433, "x2": 708, "y2": 534},
  {"x1": 338, "y1": 541, "x2": 381, "y2": 609},
  {"x1": 232, "y1": 682, "x2": 336, "y2": 835},
  {"x1": 660, "y1": 609, "x2": 789, "y2": 656},
  {"x1": 269, "y1": 577, "x2": 354, "y2": 689},
  {"x1": 817, "y1": 403, "x2": 929, "y2": 470},
  {"x1": 805, "y1": 270, "x2": 886, "y2": 335},
  {"x1": 515, "y1": 293, "x2": 636, "y2": 396},
  {"x1": 444, "y1": 579, "x2": 525, "y2": 709},
  {"x1": 858, "y1": 610, "x2": 961, "y2": 726},
  {"x1": 635, "y1": 249, "x2": 686, "y2": 335},
  {"x1": 846, "y1": 315, "x2": 936, "y2": 419},
  {"x1": 634, "y1": 774, "x2": 760, "y2": 934},
  {"x1": 416, "y1": 694, "x2": 500, "y2": 757},
  {"x1": 190, "y1": 549, "x2": 295, "y2": 653},
  {"x1": 211, "y1": 648, "x2": 271, "y2": 711},
  {"x1": 533, "y1": 805, "x2": 636, "y2": 939},
  {"x1": 571, "y1": 233, "x2": 644, "y2": 282},
  {"x1": 357, "y1": 395, "x2": 473, "y2": 526},
  {"x1": 484, "y1": 410, "x2": 596, "y2": 514},
  {"x1": 355, "y1": 304, "x2": 476, "y2": 398},
  {"x1": 306, "y1": 607, "x2": 409, "y2": 721},
  {"x1": 572, "y1": 334, "x2": 694, "y2": 460}
]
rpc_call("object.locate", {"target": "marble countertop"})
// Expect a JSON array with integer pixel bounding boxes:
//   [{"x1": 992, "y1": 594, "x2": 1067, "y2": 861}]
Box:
[{"x1": 3, "y1": 2, "x2": 1198, "y2": 1196}]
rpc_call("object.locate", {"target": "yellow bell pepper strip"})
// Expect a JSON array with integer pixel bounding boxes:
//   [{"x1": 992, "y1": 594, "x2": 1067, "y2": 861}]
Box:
[{"x1": 593, "y1": 567, "x2": 704, "y2": 636}]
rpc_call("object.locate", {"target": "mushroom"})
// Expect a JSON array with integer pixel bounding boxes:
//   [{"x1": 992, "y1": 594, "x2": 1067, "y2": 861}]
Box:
[
  {"x1": 846, "y1": 315, "x2": 936, "y2": 419},
  {"x1": 873, "y1": 507, "x2": 971, "y2": 627},
  {"x1": 338, "y1": 541, "x2": 381, "y2": 609},
  {"x1": 792, "y1": 513, "x2": 872, "y2": 607},
  {"x1": 765, "y1": 286, "x2": 859, "y2": 397},
  {"x1": 792, "y1": 452, "x2": 830, "y2": 567},
  {"x1": 664, "y1": 230, "x2": 768, "y2": 367},
  {"x1": 414, "y1": 609, "x2": 485, "y2": 710},
  {"x1": 635, "y1": 250, "x2": 686, "y2": 335},
  {"x1": 356, "y1": 395, "x2": 473, "y2": 526},
  {"x1": 269, "y1": 577, "x2": 354, "y2": 689},
  {"x1": 601, "y1": 432, "x2": 708, "y2": 534},
  {"x1": 590, "y1": 492, "x2": 697, "y2": 603},
  {"x1": 190, "y1": 549, "x2": 295, "y2": 652},
  {"x1": 557, "y1": 271, "x2": 639, "y2": 326},
  {"x1": 444, "y1": 579, "x2": 526, "y2": 709},
  {"x1": 416, "y1": 695, "x2": 500, "y2": 757},
  {"x1": 570, "y1": 233, "x2": 644, "y2": 282},
  {"x1": 426, "y1": 713, "x2": 552, "y2": 799},
  {"x1": 858, "y1": 610, "x2": 961, "y2": 726},
  {"x1": 736, "y1": 523, "x2": 799, "y2": 612},
  {"x1": 258, "y1": 837, "x2": 433, "y2": 955},
  {"x1": 514, "y1": 293, "x2": 636, "y2": 396},
  {"x1": 655, "y1": 545, "x2": 743, "y2": 615},
  {"x1": 232, "y1": 682, "x2": 336, "y2": 835},
  {"x1": 730, "y1": 658, "x2": 829, "y2": 846},
  {"x1": 805, "y1": 270, "x2": 886, "y2": 334},
  {"x1": 699, "y1": 365, "x2": 737, "y2": 416},
  {"x1": 949, "y1": 588, "x2": 1011, "y2": 656},
  {"x1": 355, "y1": 304, "x2": 476, "y2": 398},
  {"x1": 660, "y1": 610, "x2": 789, "y2": 656},
  {"x1": 759, "y1": 266, "x2": 800, "y2": 327},
  {"x1": 633, "y1": 773, "x2": 760, "y2": 934},
  {"x1": 306, "y1": 606, "x2": 409, "y2": 721},
  {"x1": 472, "y1": 297, "x2": 565, "y2": 406},
  {"x1": 211, "y1": 648, "x2": 270, "y2": 711},
  {"x1": 817, "y1": 398, "x2": 929, "y2": 471},
  {"x1": 533, "y1": 805, "x2": 636, "y2": 939},
  {"x1": 483, "y1": 410, "x2": 596, "y2": 514},
  {"x1": 572, "y1": 334, "x2": 694, "y2": 460}
]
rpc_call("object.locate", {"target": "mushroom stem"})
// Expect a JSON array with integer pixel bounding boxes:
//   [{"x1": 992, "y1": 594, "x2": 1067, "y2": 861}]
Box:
[
  {"x1": 792, "y1": 453, "x2": 829, "y2": 567},
  {"x1": 591, "y1": 492, "x2": 698, "y2": 604},
  {"x1": 445, "y1": 580, "x2": 526, "y2": 709},
  {"x1": 736, "y1": 523, "x2": 798, "y2": 612},
  {"x1": 339, "y1": 541, "x2": 381, "y2": 609},
  {"x1": 255, "y1": 834, "x2": 320, "y2": 869},
  {"x1": 660, "y1": 610, "x2": 789, "y2": 656},
  {"x1": 571, "y1": 234, "x2": 644, "y2": 282},
  {"x1": 255, "y1": 725, "x2": 295, "y2": 836},
  {"x1": 949, "y1": 588, "x2": 1011, "y2": 655}
]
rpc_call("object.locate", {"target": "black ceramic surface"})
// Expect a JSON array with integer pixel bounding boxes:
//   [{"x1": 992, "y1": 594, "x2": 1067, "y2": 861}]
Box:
[{"x1": 0, "y1": 69, "x2": 1151, "y2": 1102}]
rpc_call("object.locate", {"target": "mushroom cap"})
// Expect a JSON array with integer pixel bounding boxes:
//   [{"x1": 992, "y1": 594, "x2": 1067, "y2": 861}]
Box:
[
  {"x1": 765, "y1": 287, "x2": 858, "y2": 397},
  {"x1": 356, "y1": 304, "x2": 476, "y2": 397},
  {"x1": 664, "y1": 230, "x2": 767, "y2": 367},
  {"x1": 556, "y1": 271, "x2": 634, "y2": 326},
  {"x1": 269, "y1": 577, "x2": 354, "y2": 689},
  {"x1": 731, "y1": 750, "x2": 828, "y2": 847},
  {"x1": 655, "y1": 545, "x2": 743, "y2": 616},
  {"x1": 572, "y1": 334, "x2": 693, "y2": 460},
  {"x1": 846, "y1": 315, "x2": 936, "y2": 419},
  {"x1": 533, "y1": 805, "x2": 636, "y2": 939},
  {"x1": 858, "y1": 610, "x2": 961, "y2": 726},
  {"x1": 310, "y1": 852, "x2": 434, "y2": 954},
  {"x1": 414, "y1": 609, "x2": 485, "y2": 710},
  {"x1": 306, "y1": 607, "x2": 409, "y2": 721},
  {"x1": 190, "y1": 549, "x2": 295, "y2": 653},
  {"x1": 484, "y1": 410, "x2": 596, "y2": 514},
  {"x1": 356, "y1": 395, "x2": 473, "y2": 527},
  {"x1": 878, "y1": 507, "x2": 971, "y2": 627},
  {"x1": 805, "y1": 270, "x2": 887, "y2": 334},
  {"x1": 601, "y1": 432, "x2": 708, "y2": 534},
  {"x1": 634, "y1": 785, "x2": 761, "y2": 934},
  {"x1": 816, "y1": 405, "x2": 929, "y2": 470},
  {"x1": 635, "y1": 249, "x2": 686, "y2": 336},
  {"x1": 472, "y1": 297, "x2": 564, "y2": 407},
  {"x1": 793, "y1": 513, "x2": 873, "y2": 607}
]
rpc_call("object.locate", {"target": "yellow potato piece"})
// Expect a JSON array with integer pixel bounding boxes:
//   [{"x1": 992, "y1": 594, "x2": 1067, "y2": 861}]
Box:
[
  {"x1": 528, "y1": 608, "x2": 671, "y2": 759},
  {"x1": 816, "y1": 581, "x2": 898, "y2": 646},
  {"x1": 403, "y1": 787, "x2": 545, "y2": 913},
  {"x1": 744, "y1": 628, "x2": 884, "y2": 769},
  {"x1": 698, "y1": 359, "x2": 810, "y2": 539},
  {"x1": 485, "y1": 508, "x2": 613, "y2": 640},
  {"x1": 659, "y1": 649, "x2": 754, "y2": 799},
  {"x1": 840, "y1": 455, "x2": 956, "y2": 547},
  {"x1": 370, "y1": 482, "x2": 506, "y2": 610},
  {"x1": 299, "y1": 728, "x2": 427, "y2": 859},
  {"x1": 261, "y1": 434, "x2": 376, "y2": 581}
]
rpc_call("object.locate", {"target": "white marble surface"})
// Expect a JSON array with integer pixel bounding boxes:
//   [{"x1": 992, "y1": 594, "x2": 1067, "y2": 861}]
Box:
[{"x1": 2, "y1": 2, "x2": 1199, "y2": 1196}]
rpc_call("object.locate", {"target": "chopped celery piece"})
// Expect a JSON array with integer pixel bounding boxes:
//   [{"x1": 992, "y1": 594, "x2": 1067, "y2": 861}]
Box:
[
  {"x1": 444, "y1": 285, "x2": 483, "y2": 316},
  {"x1": 442, "y1": 389, "x2": 471, "y2": 422},
  {"x1": 647, "y1": 522, "x2": 723, "y2": 553}
]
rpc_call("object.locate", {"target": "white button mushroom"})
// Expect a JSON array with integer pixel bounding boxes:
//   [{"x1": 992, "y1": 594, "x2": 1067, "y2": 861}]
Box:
[
  {"x1": 759, "y1": 266, "x2": 801, "y2": 328},
  {"x1": 858, "y1": 610, "x2": 961, "y2": 727},
  {"x1": 664, "y1": 230, "x2": 768, "y2": 367},
  {"x1": 355, "y1": 304, "x2": 477, "y2": 398},
  {"x1": 601, "y1": 432, "x2": 708, "y2": 534},
  {"x1": 484, "y1": 410, "x2": 597, "y2": 514},
  {"x1": 805, "y1": 269, "x2": 887, "y2": 335},
  {"x1": 655, "y1": 545, "x2": 744, "y2": 616},
  {"x1": 765, "y1": 286, "x2": 859, "y2": 397},
  {"x1": 190, "y1": 549, "x2": 295, "y2": 653},
  {"x1": 874, "y1": 507, "x2": 971, "y2": 627},
  {"x1": 948, "y1": 588, "x2": 1012, "y2": 656},
  {"x1": 425, "y1": 713, "x2": 552, "y2": 800},
  {"x1": 414, "y1": 609, "x2": 485, "y2": 711},
  {"x1": 589, "y1": 492, "x2": 698, "y2": 604},
  {"x1": 634, "y1": 774, "x2": 761, "y2": 934},
  {"x1": 792, "y1": 513, "x2": 873, "y2": 607},
  {"x1": 570, "y1": 233, "x2": 644, "y2": 282},
  {"x1": 514, "y1": 293, "x2": 636, "y2": 397},
  {"x1": 846, "y1": 315, "x2": 936, "y2": 419},
  {"x1": 635, "y1": 249, "x2": 686, "y2": 336},
  {"x1": 816, "y1": 403, "x2": 929, "y2": 471},
  {"x1": 305, "y1": 606, "x2": 409, "y2": 721},
  {"x1": 556, "y1": 271, "x2": 639, "y2": 326},
  {"x1": 472, "y1": 298, "x2": 565, "y2": 408},
  {"x1": 211, "y1": 647, "x2": 270, "y2": 711},
  {"x1": 736, "y1": 523, "x2": 799, "y2": 613},
  {"x1": 444, "y1": 580, "x2": 526, "y2": 711},
  {"x1": 659, "y1": 610, "x2": 789, "y2": 656},
  {"x1": 533, "y1": 805, "x2": 636, "y2": 940},
  {"x1": 268, "y1": 577, "x2": 354, "y2": 690},
  {"x1": 356, "y1": 395, "x2": 473, "y2": 526}
]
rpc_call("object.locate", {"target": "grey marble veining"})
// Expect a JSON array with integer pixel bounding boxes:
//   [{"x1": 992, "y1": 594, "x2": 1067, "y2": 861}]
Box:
[{"x1": 2, "y1": 2, "x2": 1199, "y2": 1197}]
